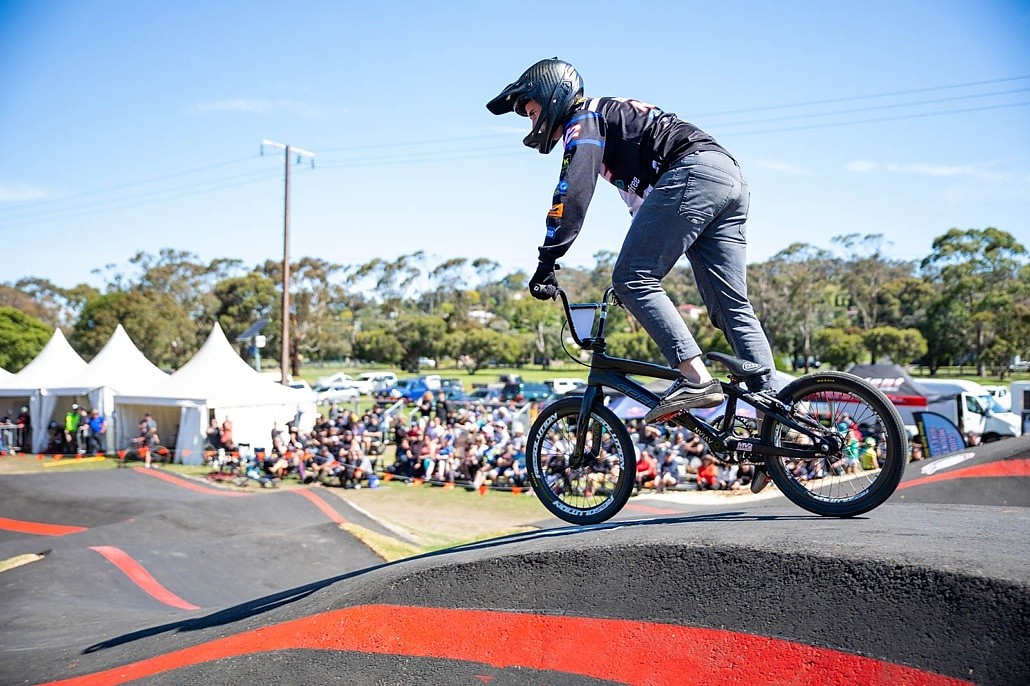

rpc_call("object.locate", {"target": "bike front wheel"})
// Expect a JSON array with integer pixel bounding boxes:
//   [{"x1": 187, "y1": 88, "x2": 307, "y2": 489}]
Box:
[
  {"x1": 526, "y1": 397, "x2": 636, "y2": 525},
  {"x1": 761, "y1": 372, "x2": 907, "y2": 517}
]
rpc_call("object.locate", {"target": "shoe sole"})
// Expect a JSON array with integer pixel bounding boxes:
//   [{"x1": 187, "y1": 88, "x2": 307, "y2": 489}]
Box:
[{"x1": 643, "y1": 393, "x2": 725, "y2": 424}]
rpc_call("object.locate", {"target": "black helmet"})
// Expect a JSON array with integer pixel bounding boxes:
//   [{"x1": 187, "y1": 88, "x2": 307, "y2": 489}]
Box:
[{"x1": 487, "y1": 58, "x2": 583, "y2": 154}]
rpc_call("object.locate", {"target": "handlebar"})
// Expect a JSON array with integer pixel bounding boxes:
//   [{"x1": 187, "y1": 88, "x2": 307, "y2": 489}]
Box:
[{"x1": 554, "y1": 286, "x2": 620, "y2": 349}]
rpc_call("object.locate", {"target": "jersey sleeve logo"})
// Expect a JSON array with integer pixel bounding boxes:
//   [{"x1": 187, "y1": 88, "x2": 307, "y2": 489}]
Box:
[{"x1": 547, "y1": 203, "x2": 564, "y2": 218}]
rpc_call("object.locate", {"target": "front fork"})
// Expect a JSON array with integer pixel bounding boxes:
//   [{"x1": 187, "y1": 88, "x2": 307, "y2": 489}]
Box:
[{"x1": 573, "y1": 386, "x2": 603, "y2": 468}]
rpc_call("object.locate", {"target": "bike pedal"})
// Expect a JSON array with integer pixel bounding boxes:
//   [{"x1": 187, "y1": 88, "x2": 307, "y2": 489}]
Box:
[
  {"x1": 750, "y1": 468, "x2": 770, "y2": 493},
  {"x1": 649, "y1": 408, "x2": 688, "y2": 425}
]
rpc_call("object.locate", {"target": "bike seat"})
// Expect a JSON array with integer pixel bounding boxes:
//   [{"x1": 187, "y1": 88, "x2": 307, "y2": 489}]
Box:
[{"x1": 706, "y1": 352, "x2": 770, "y2": 380}]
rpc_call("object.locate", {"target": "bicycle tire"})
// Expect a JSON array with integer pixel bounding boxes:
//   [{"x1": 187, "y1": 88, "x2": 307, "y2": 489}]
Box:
[
  {"x1": 526, "y1": 397, "x2": 636, "y2": 525},
  {"x1": 761, "y1": 371, "x2": 907, "y2": 517}
]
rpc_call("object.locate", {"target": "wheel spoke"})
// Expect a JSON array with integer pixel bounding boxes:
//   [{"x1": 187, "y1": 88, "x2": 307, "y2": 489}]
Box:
[{"x1": 763, "y1": 373, "x2": 906, "y2": 517}]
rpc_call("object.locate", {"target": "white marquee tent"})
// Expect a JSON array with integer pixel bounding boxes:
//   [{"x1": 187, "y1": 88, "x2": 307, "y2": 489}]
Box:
[
  {"x1": 47, "y1": 325, "x2": 170, "y2": 454},
  {"x1": 115, "y1": 323, "x2": 316, "y2": 465},
  {"x1": 0, "y1": 329, "x2": 88, "y2": 452}
]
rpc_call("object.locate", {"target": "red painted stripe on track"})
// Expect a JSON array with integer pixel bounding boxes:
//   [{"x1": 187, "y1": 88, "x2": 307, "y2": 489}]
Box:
[
  {"x1": 293, "y1": 489, "x2": 347, "y2": 524},
  {"x1": 899, "y1": 458, "x2": 1030, "y2": 490},
  {"x1": 0, "y1": 516, "x2": 87, "y2": 536},
  {"x1": 42, "y1": 604, "x2": 971, "y2": 686},
  {"x1": 89, "y1": 546, "x2": 200, "y2": 611},
  {"x1": 133, "y1": 467, "x2": 250, "y2": 496}
]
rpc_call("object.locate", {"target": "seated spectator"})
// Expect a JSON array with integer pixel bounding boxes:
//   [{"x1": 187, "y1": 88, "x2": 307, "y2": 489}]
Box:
[
  {"x1": 636, "y1": 450, "x2": 658, "y2": 490},
  {"x1": 732, "y1": 463, "x2": 755, "y2": 490},
  {"x1": 310, "y1": 445, "x2": 338, "y2": 482},
  {"x1": 506, "y1": 448, "x2": 528, "y2": 488},
  {"x1": 655, "y1": 449, "x2": 681, "y2": 493},
  {"x1": 715, "y1": 462, "x2": 738, "y2": 490},
  {"x1": 859, "y1": 437, "x2": 880, "y2": 470},
  {"x1": 338, "y1": 444, "x2": 372, "y2": 488},
  {"x1": 696, "y1": 455, "x2": 720, "y2": 491},
  {"x1": 389, "y1": 437, "x2": 417, "y2": 479},
  {"x1": 261, "y1": 449, "x2": 290, "y2": 479}
]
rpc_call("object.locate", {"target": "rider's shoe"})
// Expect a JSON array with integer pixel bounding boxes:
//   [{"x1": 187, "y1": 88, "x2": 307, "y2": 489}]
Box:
[
  {"x1": 750, "y1": 467, "x2": 770, "y2": 493},
  {"x1": 644, "y1": 378, "x2": 724, "y2": 424}
]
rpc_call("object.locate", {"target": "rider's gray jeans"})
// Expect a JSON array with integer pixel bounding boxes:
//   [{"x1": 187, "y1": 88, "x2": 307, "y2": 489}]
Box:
[{"x1": 612, "y1": 150, "x2": 775, "y2": 391}]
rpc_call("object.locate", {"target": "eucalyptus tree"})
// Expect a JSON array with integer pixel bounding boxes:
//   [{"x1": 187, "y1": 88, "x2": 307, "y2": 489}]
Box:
[
  {"x1": 0, "y1": 278, "x2": 95, "y2": 331},
  {"x1": 210, "y1": 271, "x2": 279, "y2": 361},
  {"x1": 262, "y1": 256, "x2": 349, "y2": 373},
  {"x1": 0, "y1": 307, "x2": 52, "y2": 372},
  {"x1": 749, "y1": 243, "x2": 837, "y2": 373},
  {"x1": 920, "y1": 227, "x2": 1027, "y2": 376},
  {"x1": 72, "y1": 290, "x2": 195, "y2": 368},
  {"x1": 831, "y1": 233, "x2": 915, "y2": 330}
]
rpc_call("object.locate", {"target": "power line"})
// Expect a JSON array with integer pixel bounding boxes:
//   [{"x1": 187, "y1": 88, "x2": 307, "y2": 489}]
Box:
[
  {"x1": 713, "y1": 87, "x2": 1030, "y2": 128},
  {"x1": 0, "y1": 155, "x2": 259, "y2": 216},
  {"x1": 694, "y1": 74, "x2": 1030, "y2": 117},
  {"x1": 0, "y1": 169, "x2": 284, "y2": 230},
  {"x1": 721, "y1": 100, "x2": 1030, "y2": 137},
  {"x1": 320, "y1": 134, "x2": 510, "y2": 154},
  {"x1": 3, "y1": 75, "x2": 1025, "y2": 231}
]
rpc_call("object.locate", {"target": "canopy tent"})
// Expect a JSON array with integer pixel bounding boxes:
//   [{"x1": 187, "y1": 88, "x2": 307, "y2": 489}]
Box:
[
  {"x1": 46, "y1": 325, "x2": 170, "y2": 454},
  {"x1": 115, "y1": 323, "x2": 316, "y2": 465},
  {"x1": 845, "y1": 363, "x2": 942, "y2": 407},
  {"x1": 0, "y1": 329, "x2": 88, "y2": 453}
]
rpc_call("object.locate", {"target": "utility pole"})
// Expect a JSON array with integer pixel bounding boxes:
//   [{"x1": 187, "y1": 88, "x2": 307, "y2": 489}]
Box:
[{"x1": 261, "y1": 140, "x2": 315, "y2": 384}]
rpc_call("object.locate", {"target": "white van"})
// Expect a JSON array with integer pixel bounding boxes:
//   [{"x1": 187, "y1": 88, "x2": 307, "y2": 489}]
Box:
[{"x1": 916, "y1": 379, "x2": 1022, "y2": 442}]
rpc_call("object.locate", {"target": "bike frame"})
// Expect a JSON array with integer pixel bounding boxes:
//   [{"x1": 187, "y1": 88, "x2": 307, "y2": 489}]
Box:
[{"x1": 558, "y1": 288, "x2": 841, "y2": 463}]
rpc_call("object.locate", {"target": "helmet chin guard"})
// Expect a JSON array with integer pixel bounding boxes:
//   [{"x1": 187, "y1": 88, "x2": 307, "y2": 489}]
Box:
[{"x1": 487, "y1": 58, "x2": 583, "y2": 154}]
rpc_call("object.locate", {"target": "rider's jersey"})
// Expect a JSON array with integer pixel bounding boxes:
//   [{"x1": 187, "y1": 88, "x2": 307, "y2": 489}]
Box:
[{"x1": 539, "y1": 96, "x2": 730, "y2": 265}]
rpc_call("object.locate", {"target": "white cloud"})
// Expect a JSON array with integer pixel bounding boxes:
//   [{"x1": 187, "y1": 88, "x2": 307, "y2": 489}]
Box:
[
  {"x1": 845, "y1": 160, "x2": 878, "y2": 172},
  {"x1": 196, "y1": 99, "x2": 276, "y2": 113},
  {"x1": 846, "y1": 160, "x2": 1006, "y2": 181},
  {"x1": 0, "y1": 184, "x2": 47, "y2": 202},
  {"x1": 885, "y1": 163, "x2": 973, "y2": 176},
  {"x1": 193, "y1": 99, "x2": 347, "y2": 118},
  {"x1": 751, "y1": 158, "x2": 809, "y2": 175}
]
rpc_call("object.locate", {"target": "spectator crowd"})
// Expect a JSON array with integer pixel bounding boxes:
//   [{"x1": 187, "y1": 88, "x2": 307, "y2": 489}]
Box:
[{"x1": 200, "y1": 389, "x2": 898, "y2": 497}]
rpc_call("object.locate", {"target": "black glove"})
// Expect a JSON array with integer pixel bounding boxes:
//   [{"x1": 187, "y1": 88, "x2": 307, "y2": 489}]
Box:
[{"x1": 529, "y1": 261, "x2": 559, "y2": 300}]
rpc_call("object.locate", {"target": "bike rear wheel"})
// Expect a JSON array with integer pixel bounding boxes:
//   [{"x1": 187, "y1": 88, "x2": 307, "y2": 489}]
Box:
[
  {"x1": 761, "y1": 372, "x2": 907, "y2": 517},
  {"x1": 526, "y1": 397, "x2": 636, "y2": 525}
]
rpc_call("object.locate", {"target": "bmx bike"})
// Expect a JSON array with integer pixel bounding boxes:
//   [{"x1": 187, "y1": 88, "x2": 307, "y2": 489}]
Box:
[{"x1": 526, "y1": 286, "x2": 907, "y2": 525}]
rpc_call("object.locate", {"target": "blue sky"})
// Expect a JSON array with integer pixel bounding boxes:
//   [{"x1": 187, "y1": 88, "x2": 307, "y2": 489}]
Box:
[{"x1": 1, "y1": 0, "x2": 1028, "y2": 291}]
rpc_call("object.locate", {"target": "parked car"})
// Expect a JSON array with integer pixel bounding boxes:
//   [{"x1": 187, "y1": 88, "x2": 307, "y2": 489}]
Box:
[
  {"x1": 545, "y1": 377, "x2": 587, "y2": 395},
  {"x1": 382, "y1": 375, "x2": 442, "y2": 403},
  {"x1": 285, "y1": 379, "x2": 316, "y2": 400},
  {"x1": 500, "y1": 381, "x2": 552, "y2": 403},
  {"x1": 983, "y1": 384, "x2": 1012, "y2": 412},
  {"x1": 285, "y1": 379, "x2": 313, "y2": 393},
  {"x1": 352, "y1": 371, "x2": 399, "y2": 395},
  {"x1": 466, "y1": 387, "x2": 504, "y2": 405},
  {"x1": 315, "y1": 372, "x2": 359, "y2": 389},
  {"x1": 441, "y1": 377, "x2": 466, "y2": 394},
  {"x1": 313, "y1": 382, "x2": 360, "y2": 404}
]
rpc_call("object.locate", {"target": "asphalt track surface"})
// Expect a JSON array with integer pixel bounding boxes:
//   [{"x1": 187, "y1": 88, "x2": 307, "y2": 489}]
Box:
[{"x1": 0, "y1": 438, "x2": 1027, "y2": 686}]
